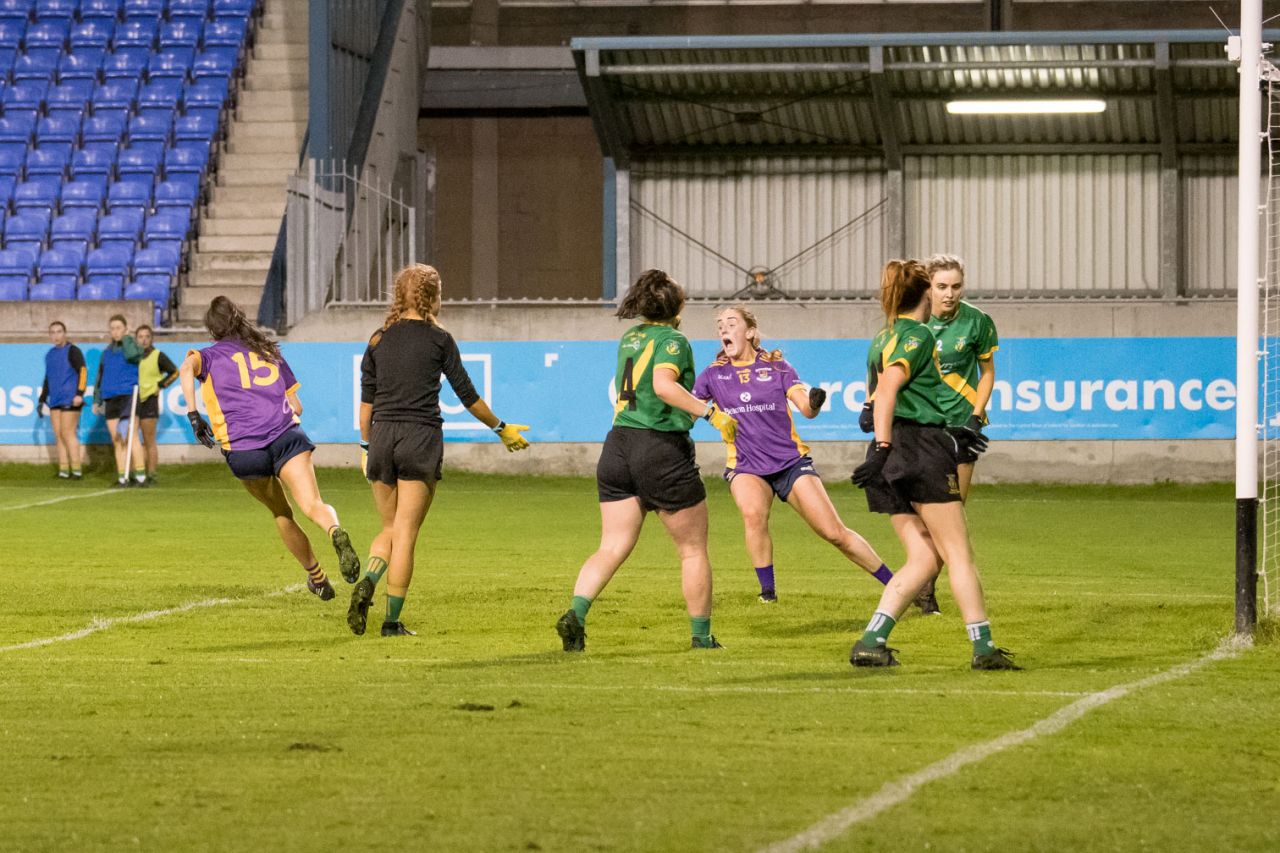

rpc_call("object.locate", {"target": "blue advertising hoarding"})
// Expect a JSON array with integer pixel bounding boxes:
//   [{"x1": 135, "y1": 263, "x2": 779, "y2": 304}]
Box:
[{"x1": 0, "y1": 336, "x2": 1241, "y2": 445}]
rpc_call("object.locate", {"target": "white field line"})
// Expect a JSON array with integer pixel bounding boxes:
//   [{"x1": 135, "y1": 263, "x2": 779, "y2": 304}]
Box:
[
  {"x1": 758, "y1": 636, "x2": 1248, "y2": 853},
  {"x1": 0, "y1": 488, "x2": 119, "y2": 511},
  {"x1": 0, "y1": 585, "x2": 302, "y2": 654}
]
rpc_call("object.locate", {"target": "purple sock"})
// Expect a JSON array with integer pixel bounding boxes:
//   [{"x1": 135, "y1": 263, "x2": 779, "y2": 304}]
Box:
[
  {"x1": 754, "y1": 565, "x2": 775, "y2": 592},
  {"x1": 872, "y1": 564, "x2": 893, "y2": 585}
]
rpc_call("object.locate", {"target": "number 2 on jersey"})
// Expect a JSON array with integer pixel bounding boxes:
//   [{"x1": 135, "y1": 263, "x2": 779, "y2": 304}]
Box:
[
  {"x1": 619, "y1": 357, "x2": 638, "y2": 410},
  {"x1": 230, "y1": 351, "x2": 280, "y2": 389}
]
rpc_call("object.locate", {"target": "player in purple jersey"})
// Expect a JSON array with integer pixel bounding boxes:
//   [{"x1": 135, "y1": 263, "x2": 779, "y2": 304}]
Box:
[
  {"x1": 692, "y1": 306, "x2": 895, "y2": 602},
  {"x1": 179, "y1": 296, "x2": 362, "y2": 601}
]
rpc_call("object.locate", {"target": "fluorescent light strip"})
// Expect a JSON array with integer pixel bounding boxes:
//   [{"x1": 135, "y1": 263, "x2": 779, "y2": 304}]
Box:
[{"x1": 946, "y1": 99, "x2": 1107, "y2": 115}]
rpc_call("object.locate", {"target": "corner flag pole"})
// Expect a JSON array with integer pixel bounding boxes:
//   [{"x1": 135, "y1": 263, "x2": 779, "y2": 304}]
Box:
[
  {"x1": 1236, "y1": 0, "x2": 1263, "y2": 635},
  {"x1": 123, "y1": 383, "x2": 140, "y2": 481}
]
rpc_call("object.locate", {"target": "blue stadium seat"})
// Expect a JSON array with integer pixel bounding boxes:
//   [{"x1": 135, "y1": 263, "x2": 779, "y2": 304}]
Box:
[
  {"x1": 0, "y1": 22, "x2": 23, "y2": 49},
  {"x1": 144, "y1": 210, "x2": 185, "y2": 257},
  {"x1": 86, "y1": 246, "x2": 131, "y2": 282},
  {"x1": 192, "y1": 49, "x2": 234, "y2": 85},
  {"x1": 0, "y1": 247, "x2": 30, "y2": 299},
  {"x1": 147, "y1": 49, "x2": 192, "y2": 80},
  {"x1": 169, "y1": 0, "x2": 211, "y2": 19},
  {"x1": 29, "y1": 279, "x2": 75, "y2": 299},
  {"x1": 31, "y1": 247, "x2": 82, "y2": 299},
  {"x1": 158, "y1": 20, "x2": 201, "y2": 51},
  {"x1": 0, "y1": 45, "x2": 17, "y2": 76},
  {"x1": 106, "y1": 178, "x2": 150, "y2": 213},
  {"x1": 127, "y1": 245, "x2": 175, "y2": 301},
  {"x1": 46, "y1": 81, "x2": 92, "y2": 117},
  {"x1": 60, "y1": 178, "x2": 108, "y2": 212},
  {"x1": 113, "y1": 18, "x2": 157, "y2": 49},
  {"x1": 37, "y1": 113, "x2": 79, "y2": 146},
  {"x1": 153, "y1": 179, "x2": 195, "y2": 211},
  {"x1": 212, "y1": 0, "x2": 253, "y2": 21},
  {"x1": 81, "y1": 112, "x2": 125, "y2": 145},
  {"x1": 0, "y1": 1, "x2": 32, "y2": 26},
  {"x1": 202, "y1": 20, "x2": 246, "y2": 50},
  {"x1": 173, "y1": 112, "x2": 216, "y2": 149},
  {"x1": 58, "y1": 49, "x2": 104, "y2": 82},
  {"x1": 97, "y1": 208, "x2": 142, "y2": 250},
  {"x1": 138, "y1": 78, "x2": 182, "y2": 114},
  {"x1": 79, "y1": 276, "x2": 123, "y2": 299},
  {"x1": 0, "y1": 175, "x2": 15, "y2": 206},
  {"x1": 4, "y1": 80, "x2": 49, "y2": 111},
  {"x1": 50, "y1": 211, "x2": 95, "y2": 251},
  {"x1": 71, "y1": 21, "x2": 115, "y2": 52},
  {"x1": 163, "y1": 144, "x2": 204, "y2": 184},
  {"x1": 13, "y1": 52, "x2": 58, "y2": 83},
  {"x1": 13, "y1": 179, "x2": 59, "y2": 212},
  {"x1": 122, "y1": 0, "x2": 163, "y2": 20},
  {"x1": 33, "y1": 0, "x2": 76, "y2": 20},
  {"x1": 117, "y1": 144, "x2": 161, "y2": 180},
  {"x1": 92, "y1": 79, "x2": 138, "y2": 111},
  {"x1": 80, "y1": 0, "x2": 121, "y2": 22},
  {"x1": 25, "y1": 21, "x2": 69, "y2": 51},
  {"x1": 25, "y1": 147, "x2": 69, "y2": 181},
  {"x1": 102, "y1": 47, "x2": 148, "y2": 80},
  {"x1": 70, "y1": 147, "x2": 114, "y2": 180},
  {"x1": 182, "y1": 78, "x2": 224, "y2": 120},
  {"x1": 0, "y1": 147, "x2": 23, "y2": 176},
  {"x1": 4, "y1": 212, "x2": 48, "y2": 255},
  {"x1": 127, "y1": 111, "x2": 171, "y2": 145}
]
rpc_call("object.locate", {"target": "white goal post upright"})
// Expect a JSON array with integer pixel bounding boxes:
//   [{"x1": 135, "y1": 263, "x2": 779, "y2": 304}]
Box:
[{"x1": 1237, "y1": 0, "x2": 1263, "y2": 635}]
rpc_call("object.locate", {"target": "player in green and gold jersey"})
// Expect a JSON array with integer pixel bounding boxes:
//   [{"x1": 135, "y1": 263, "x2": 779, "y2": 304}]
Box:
[
  {"x1": 849, "y1": 259, "x2": 1017, "y2": 671},
  {"x1": 556, "y1": 270, "x2": 738, "y2": 652},
  {"x1": 910, "y1": 253, "x2": 999, "y2": 614}
]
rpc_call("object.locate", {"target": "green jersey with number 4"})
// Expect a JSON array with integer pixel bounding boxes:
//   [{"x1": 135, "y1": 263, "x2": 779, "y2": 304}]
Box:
[
  {"x1": 927, "y1": 300, "x2": 998, "y2": 422},
  {"x1": 866, "y1": 316, "x2": 956, "y2": 426},
  {"x1": 613, "y1": 323, "x2": 697, "y2": 432}
]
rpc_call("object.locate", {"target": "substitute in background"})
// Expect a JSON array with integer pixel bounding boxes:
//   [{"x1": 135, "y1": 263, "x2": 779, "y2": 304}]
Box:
[{"x1": 39, "y1": 320, "x2": 86, "y2": 480}]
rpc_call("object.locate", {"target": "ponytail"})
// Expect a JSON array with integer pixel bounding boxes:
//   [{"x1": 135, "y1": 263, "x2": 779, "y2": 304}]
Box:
[
  {"x1": 203, "y1": 295, "x2": 281, "y2": 363},
  {"x1": 878, "y1": 259, "x2": 930, "y2": 324}
]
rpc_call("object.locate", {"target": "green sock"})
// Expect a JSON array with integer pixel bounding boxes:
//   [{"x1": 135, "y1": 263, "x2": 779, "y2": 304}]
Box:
[
  {"x1": 571, "y1": 595, "x2": 592, "y2": 625},
  {"x1": 860, "y1": 610, "x2": 897, "y2": 647},
  {"x1": 386, "y1": 595, "x2": 405, "y2": 623},
  {"x1": 690, "y1": 616, "x2": 711, "y2": 640},
  {"x1": 364, "y1": 556, "x2": 388, "y2": 585},
  {"x1": 71, "y1": 467, "x2": 81, "y2": 475},
  {"x1": 967, "y1": 621, "x2": 995, "y2": 655},
  {"x1": 133, "y1": 467, "x2": 146, "y2": 481}
]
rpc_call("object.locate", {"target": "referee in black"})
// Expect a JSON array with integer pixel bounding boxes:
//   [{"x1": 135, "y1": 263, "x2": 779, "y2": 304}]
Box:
[{"x1": 348, "y1": 264, "x2": 532, "y2": 637}]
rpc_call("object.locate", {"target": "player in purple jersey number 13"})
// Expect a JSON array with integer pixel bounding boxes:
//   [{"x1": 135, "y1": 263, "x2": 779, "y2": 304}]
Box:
[
  {"x1": 693, "y1": 306, "x2": 896, "y2": 603},
  {"x1": 180, "y1": 296, "x2": 362, "y2": 602}
]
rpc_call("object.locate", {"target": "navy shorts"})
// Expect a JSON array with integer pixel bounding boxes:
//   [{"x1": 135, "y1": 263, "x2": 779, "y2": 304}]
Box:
[
  {"x1": 725, "y1": 455, "x2": 819, "y2": 503},
  {"x1": 223, "y1": 426, "x2": 316, "y2": 481}
]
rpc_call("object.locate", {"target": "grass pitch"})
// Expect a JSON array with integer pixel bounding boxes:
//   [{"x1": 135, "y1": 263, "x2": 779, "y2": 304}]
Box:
[{"x1": 2, "y1": 463, "x2": 1278, "y2": 852}]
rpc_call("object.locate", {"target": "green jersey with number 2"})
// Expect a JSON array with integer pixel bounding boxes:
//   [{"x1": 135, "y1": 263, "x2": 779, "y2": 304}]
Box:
[
  {"x1": 613, "y1": 323, "x2": 697, "y2": 432},
  {"x1": 927, "y1": 300, "x2": 998, "y2": 423}
]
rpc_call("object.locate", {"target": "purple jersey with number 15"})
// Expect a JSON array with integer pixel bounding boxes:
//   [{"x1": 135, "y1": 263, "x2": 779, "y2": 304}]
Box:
[{"x1": 189, "y1": 338, "x2": 300, "y2": 451}]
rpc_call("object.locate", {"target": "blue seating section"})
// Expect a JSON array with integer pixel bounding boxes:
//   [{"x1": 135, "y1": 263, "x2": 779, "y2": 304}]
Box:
[{"x1": 0, "y1": 0, "x2": 256, "y2": 322}]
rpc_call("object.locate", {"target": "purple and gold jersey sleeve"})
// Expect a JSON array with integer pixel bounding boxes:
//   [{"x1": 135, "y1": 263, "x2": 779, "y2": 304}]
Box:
[
  {"x1": 279, "y1": 356, "x2": 299, "y2": 395},
  {"x1": 692, "y1": 365, "x2": 715, "y2": 401},
  {"x1": 775, "y1": 359, "x2": 805, "y2": 393}
]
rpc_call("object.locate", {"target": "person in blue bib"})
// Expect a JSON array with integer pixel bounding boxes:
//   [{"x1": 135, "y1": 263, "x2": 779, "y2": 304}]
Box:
[
  {"x1": 92, "y1": 313, "x2": 146, "y2": 487},
  {"x1": 39, "y1": 320, "x2": 87, "y2": 480}
]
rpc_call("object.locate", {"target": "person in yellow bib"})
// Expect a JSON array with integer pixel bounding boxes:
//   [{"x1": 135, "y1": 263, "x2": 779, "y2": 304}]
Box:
[
  {"x1": 557, "y1": 269, "x2": 737, "y2": 652},
  {"x1": 133, "y1": 324, "x2": 179, "y2": 484}
]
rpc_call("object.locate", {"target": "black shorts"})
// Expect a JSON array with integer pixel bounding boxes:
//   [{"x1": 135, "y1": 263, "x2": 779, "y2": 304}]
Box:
[
  {"x1": 863, "y1": 421, "x2": 962, "y2": 516},
  {"x1": 597, "y1": 426, "x2": 706, "y2": 513},
  {"x1": 366, "y1": 420, "x2": 443, "y2": 485},
  {"x1": 103, "y1": 394, "x2": 133, "y2": 420},
  {"x1": 725, "y1": 455, "x2": 819, "y2": 503},
  {"x1": 49, "y1": 402, "x2": 83, "y2": 412},
  {"x1": 137, "y1": 395, "x2": 159, "y2": 419},
  {"x1": 223, "y1": 426, "x2": 315, "y2": 481}
]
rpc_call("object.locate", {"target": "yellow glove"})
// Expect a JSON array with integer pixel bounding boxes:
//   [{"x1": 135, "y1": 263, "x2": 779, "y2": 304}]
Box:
[
  {"x1": 360, "y1": 441, "x2": 369, "y2": 477},
  {"x1": 704, "y1": 403, "x2": 738, "y2": 443},
  {"x1": 494, "y1": 420, "x2": 531, "y2": 452}
]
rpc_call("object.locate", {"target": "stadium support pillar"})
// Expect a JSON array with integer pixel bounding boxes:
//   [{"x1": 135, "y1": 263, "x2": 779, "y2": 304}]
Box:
[
  {"x1": 885, "y1": 169, "x2": 905, "y2": 261},
  {"x1": 1154, "y1": 42, "x2": 1182, "y2": 298},
  {"x1": 1235, "y1": 0, "x2": 1263, "y2": 635},
  {"x1": 609, "y1": 161, "x2": 631, "y2": 300},
  {"x1": 308, "y1": 1, "x2": 333, "y2": 161}
]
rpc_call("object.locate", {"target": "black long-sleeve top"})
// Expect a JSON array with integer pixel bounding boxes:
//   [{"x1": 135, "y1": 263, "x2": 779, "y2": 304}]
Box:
[{"x1": 360, "y1": 319, "x2": 481, "y2": 426}]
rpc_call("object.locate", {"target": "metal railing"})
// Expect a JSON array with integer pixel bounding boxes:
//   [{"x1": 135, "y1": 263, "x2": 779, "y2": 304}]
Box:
[{"x1": 284, "y1": 159, "x2": 417, "y2": 327}]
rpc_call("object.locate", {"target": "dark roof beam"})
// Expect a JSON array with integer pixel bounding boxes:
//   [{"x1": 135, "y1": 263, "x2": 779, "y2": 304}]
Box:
[
  {"x1": 868, "y1": 46, "x2": 902, "y2": 171},
  {"x1": 578, "y1": 48, "x2": 633, "y2": 167}
]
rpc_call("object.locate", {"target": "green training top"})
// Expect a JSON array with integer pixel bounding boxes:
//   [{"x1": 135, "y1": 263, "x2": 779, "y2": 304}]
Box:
[
  {"x1": 927, "y1": 300, "x2": 998, "y2": 423},
  {"x1": 866, "y1": 316, "x2": 954, "y2": 427},
  {"x1": 612, "y1": 323, "x2": 696, "y2": 432}
]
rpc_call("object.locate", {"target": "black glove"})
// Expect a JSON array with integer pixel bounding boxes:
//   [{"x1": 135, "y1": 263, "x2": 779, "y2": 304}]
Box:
[
  {"x1": 852, "y1": 442, "x2": 891, "y2": 488},
  {"x1": 858, "y1": 401, "x2": 875, "y2": 433},
  {"x1": 187, "y1": 411, "x2": 217, "y2": 449},
  {"x1": 808, "y1": 386, "x2": 827, "y2": 412},
  {"x1": 952, "y1": 414, "x2": 989, "y2": 455}
]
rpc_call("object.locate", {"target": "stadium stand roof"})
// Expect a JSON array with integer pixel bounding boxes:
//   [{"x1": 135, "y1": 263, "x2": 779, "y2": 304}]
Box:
[{"x1": 569, "y1": 30, "x2": 1276, "y2": 164}]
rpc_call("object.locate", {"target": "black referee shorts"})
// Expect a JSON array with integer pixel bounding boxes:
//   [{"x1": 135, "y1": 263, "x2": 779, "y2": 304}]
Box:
[
  {"x1": 103, "y1": 394, "x2": 132, "y2": 420},
  {"x1": 863, "y1": 421, "x2": 962, "y2": 515},
  {"x1": 366, "y1": 420, "x2": 444, "y2": 485},
  {"x1": 597, "y1": 426, "x2": 706, "y2": 513}
]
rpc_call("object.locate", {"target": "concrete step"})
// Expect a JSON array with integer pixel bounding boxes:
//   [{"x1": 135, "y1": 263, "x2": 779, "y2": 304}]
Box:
[
  {"x1": 255, "y1": 29, "x2": 308, "y2": 47},
  {"x1": 239, "y1": 89, "x2": 308, "y2": 111},
  {"x1": 181, "y1": 285, "x2": 264, "y2": 311},
  {"x1": 225, "y1": 135, "x2": 302, "y2": 155},
  {"x1": 228, "y1": 119, "x2": 306, "y2": 139},
  {"x1": 207, "y1": 199, "x2": 287, "y2": 219},
  {"x1": 245, "y1": 58, "x2": 294, "y2": 76},
  {"x1": 218, "y1": 168, "x2": 293, "y2": 187},
  {"x1": 188, "y1": 268, "x2": 271, "y2": 288},
  {"x1": 193, "y1": 252, "x2": 273, "y2": 272},
  {"x1": 210, "y1": 184, "x2": 287, "y2": 204},
  {"x1": 237, "y1": 102, "x2": 307, "y2": 123},
  {"x1": 254, "y1": 43, "x2": 307, "y2": 61},
  {"x1": 201, "y1": 217, "x2": 282, "y2": 237},
  {"x1": 220, "y1": 152, "x2": 297, "y2": 173},
  {"x1": 244, "y1": 73, "x2": 309, "y2": 91},
  {"x1": 199, "y1": 234, "x2": 278, "y2": 253}
]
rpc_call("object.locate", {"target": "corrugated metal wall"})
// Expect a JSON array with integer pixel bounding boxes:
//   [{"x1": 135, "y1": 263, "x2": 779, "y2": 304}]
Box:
[
  {"x1": 631, "y1": 158, "x2": 886, "y2": 298},
  {"x1": 1181, "y1": 155, "x2": 1236, "y2": 294},
  {"x1": 906, "y1": 155, "x2": 1161, "y2": 294}
]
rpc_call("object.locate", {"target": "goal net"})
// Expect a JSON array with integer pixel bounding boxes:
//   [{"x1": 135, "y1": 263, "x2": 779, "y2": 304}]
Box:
[{"x1": 1259, "y1": 55, "x2": 1280, "y2": 620}]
